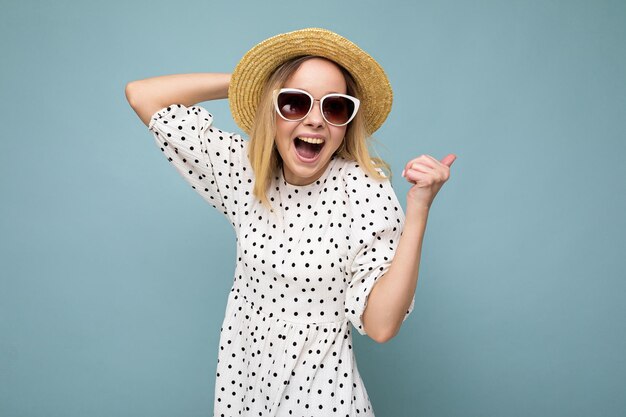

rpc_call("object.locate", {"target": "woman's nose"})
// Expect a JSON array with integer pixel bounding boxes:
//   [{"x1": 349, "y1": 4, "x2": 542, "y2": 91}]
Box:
[{"x1": 303, "y1": 100, "x2": 325, "y2": 128}]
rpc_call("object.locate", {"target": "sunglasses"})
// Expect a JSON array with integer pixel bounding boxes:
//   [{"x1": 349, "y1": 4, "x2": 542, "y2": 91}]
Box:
[{"x1": 273, "y1": 88, "x2": 360, "y2": 127}]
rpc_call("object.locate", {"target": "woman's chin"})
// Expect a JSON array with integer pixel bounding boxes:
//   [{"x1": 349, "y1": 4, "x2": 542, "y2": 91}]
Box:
[{"x1": 283, "y1": 152, "x2": 332, "y2": 185}]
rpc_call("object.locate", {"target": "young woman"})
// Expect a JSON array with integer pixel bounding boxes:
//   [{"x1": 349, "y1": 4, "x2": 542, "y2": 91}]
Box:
[{"x1": 126, "y1": 28, "x2": 456, "y2": 417}]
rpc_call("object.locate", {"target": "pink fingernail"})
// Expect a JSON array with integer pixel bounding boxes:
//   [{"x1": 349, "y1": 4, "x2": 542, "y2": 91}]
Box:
[{"x1": 402, "y1": 169, "x2": 405, "y2": 177}]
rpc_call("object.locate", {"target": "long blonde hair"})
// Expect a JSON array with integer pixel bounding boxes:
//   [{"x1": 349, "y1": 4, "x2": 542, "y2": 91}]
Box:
[{"x1": 247, "y1": 55, "x2": 391, "y2": 209}]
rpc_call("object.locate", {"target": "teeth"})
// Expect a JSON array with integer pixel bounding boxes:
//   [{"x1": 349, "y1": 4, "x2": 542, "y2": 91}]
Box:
[{"x1": 297, "y1": 136, "x2": 325, "y2": 145}]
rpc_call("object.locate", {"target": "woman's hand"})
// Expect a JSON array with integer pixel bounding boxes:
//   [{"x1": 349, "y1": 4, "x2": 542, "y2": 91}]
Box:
[{"x1": 401, "y1": 154, "x2": 457, "y2": 210}]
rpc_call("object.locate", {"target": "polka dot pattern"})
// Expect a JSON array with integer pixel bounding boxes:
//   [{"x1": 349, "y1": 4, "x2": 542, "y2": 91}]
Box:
[{"x1": 149, "y1": 104, "x2": 415, "y2": 416}]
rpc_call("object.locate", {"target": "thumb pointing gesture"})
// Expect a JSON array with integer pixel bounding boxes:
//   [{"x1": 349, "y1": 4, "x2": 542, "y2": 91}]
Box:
[{"x1": 402, "y1": 153, "x2": 457, "y2": 209}]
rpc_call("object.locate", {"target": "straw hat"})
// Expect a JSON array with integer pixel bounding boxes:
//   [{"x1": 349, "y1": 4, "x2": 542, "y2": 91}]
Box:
[{"x1": 228, "y1": 27, "x2": 393, "y2": 136}]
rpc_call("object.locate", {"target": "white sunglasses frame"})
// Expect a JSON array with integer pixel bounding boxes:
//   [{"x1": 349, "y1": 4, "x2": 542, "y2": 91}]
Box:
[{"x1": 273, "y1": 88, "x2": 361, "y2": 127}]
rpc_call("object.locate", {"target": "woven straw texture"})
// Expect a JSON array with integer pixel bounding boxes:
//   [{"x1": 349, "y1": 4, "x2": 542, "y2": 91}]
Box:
[{"x1": 229, "y1": 28, "x2": 393, "y2": 135}]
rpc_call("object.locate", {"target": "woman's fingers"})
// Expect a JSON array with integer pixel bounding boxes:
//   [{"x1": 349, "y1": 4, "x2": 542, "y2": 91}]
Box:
[
  {"x1": 403, "y1": 154, "x2": 437, "y2": 174},
  {"x1": 402, "y1": 153, "x2": 456, "y2": 207},
  {"x1": 403, "y1": 168, "x2": 433, "y2": 185},
  {"x1": 402, "y1": 163, "x2": 431, "y2": 177},
  {"x1": 422, "y1": 155, "x2": 441, "y2": 166},
  {"x1": 408, "y1": 167, "x2": 442, "y2": 182},
  {"x1": 403, "y1": 154, "x2": 456, "y2": 180}
]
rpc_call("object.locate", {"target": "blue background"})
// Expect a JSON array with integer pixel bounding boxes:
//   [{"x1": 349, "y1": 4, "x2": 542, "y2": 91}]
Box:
[{"x1": 1, "y1": 0, "x2": 625, "y2": 416}]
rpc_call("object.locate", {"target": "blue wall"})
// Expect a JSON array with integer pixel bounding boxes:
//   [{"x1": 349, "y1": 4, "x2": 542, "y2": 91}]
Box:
[{"x1": 1, "y1": 0, "x2": 625, "y2": 416}]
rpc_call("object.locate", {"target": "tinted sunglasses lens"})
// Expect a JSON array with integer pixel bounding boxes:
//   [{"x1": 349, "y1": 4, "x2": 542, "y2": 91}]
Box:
[
  {"x1": 323, "y1": 96, "x2": 355, "y2": 125},
  {"x1": 277, "y1": 91, "x2": 311, "y2": 120}
]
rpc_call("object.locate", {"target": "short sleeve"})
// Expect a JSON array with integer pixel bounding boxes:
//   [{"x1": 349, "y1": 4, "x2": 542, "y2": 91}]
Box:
[
  {"x1": 148, "y1": 104, "x2": 245, "y2": 229},
  {"x1": 344, "y1": 163, "x2": 415, "y2": 336}
]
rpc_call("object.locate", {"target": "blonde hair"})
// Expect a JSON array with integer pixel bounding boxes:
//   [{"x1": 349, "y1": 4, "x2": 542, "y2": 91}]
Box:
[{"x1": 247, "y1": 55, "x2": 391, "y2": 209}]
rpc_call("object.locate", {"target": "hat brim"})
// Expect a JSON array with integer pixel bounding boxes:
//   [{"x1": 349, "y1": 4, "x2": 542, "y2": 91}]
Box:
[{"x1": 229, "y1": 28, "x2": 393, "y2": 136}]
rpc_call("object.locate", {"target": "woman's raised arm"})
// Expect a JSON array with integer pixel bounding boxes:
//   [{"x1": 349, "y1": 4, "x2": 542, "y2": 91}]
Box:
[{"x1": 125, "y1": 73, "x2": 231, "y2": 127}]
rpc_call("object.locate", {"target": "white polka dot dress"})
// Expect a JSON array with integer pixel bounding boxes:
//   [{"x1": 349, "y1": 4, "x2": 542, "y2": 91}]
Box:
[{"x1": 148, "y1": 104, "x2": 415, "y2": 417}]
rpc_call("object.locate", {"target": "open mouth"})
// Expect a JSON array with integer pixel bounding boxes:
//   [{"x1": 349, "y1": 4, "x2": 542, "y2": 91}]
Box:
[{"x1": 294, "y1": 137, "x2": 325, "y2": 160}]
